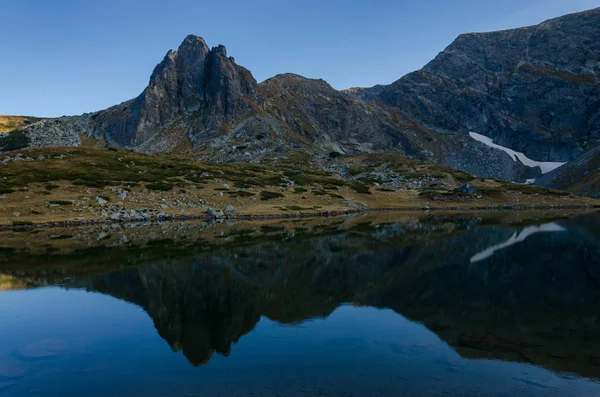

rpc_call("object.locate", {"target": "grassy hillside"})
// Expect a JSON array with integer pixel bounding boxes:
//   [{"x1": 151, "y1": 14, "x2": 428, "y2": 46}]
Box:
[
  {"x1": 0, "y1": 115, "x2": 43, "y2": 133},
  {"x1": 0, "y1": 147, "x2": 597, "y2": 226}
]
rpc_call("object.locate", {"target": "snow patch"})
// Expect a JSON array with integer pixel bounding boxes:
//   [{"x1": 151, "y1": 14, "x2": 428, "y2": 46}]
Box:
[
  {"x1": 469, "y1": 132, "x2": 566, "y2": 174},
  {"x1": 470, "y1": 222, "x2": 566, "y2": 263}
]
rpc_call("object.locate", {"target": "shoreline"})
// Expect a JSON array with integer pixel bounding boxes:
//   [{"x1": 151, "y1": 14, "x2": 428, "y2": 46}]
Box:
[{"x1": 3, "y1": 204, "x2": 599, "y2": 231}]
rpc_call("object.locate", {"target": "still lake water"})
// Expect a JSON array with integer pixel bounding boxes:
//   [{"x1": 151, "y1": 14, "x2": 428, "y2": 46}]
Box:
[{"x1": 1, "y1": 212, "x2": 600, "y2": 396}]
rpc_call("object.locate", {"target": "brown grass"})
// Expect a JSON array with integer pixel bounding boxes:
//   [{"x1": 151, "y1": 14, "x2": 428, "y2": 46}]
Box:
[{"x1": 0, "y1": 147, "x2": 597, "y2": 226}]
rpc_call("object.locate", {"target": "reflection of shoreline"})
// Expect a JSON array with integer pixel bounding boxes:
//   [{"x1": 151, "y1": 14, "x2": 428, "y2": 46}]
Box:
[{"x1": 470, "y1": 222, "x2": 566, "y2": 263}]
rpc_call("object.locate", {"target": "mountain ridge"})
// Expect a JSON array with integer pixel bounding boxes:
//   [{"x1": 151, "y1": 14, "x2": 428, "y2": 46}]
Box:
[{"x1": 2, "y1": 7, "x2": 599, "y2": 191}]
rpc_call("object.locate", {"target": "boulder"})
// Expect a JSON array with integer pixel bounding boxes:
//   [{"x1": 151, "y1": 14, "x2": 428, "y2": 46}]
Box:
[
  {"x1": 94, "y1": 196, "x2": 108, "y2": 206},
  {"x1": 206, "y1": 208, "x2": 225, "y2": 218},
  {"x1": 458, "y1": 183, "x2": 477, "y2": 194}
]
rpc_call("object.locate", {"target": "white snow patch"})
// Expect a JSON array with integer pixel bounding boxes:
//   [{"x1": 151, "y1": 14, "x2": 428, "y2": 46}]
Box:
[
  {"x1": 525, "y1": 178, "x2": 536, "y2": 185},
  {"x1": 470, "y1": 222, "x2": 566, "y2": 263},
  {"x1": 469, "y1": 132, "x2": 566, "y2": 174}
]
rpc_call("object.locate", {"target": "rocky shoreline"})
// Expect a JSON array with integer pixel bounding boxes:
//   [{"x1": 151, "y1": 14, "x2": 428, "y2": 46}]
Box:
[{"x1": 3, "y1": 204, "x2": 599, "y2": 231}]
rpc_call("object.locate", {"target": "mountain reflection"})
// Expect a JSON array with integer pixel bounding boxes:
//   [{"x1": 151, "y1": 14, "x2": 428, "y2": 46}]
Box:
[{"x1": 4, "y1": 213, "x2": 600, "y2": 378}]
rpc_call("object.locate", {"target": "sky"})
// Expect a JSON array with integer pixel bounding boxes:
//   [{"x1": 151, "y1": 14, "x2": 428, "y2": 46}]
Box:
[{"x1": 1, "y1": 0, "x2": 598, "y2": 117}]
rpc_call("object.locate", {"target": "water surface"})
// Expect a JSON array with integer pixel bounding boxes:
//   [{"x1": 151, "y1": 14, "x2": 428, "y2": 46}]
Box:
[{"x1": 1, "y1": 212, "x2": 599, "y2": 396}]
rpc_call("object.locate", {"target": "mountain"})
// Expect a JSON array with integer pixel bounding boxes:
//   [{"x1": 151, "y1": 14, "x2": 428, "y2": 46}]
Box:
[
  {"x1": 4, "y1": 36, "x2": 427, "y2": 162},
  {"x1": 348, "y1": 8, "x2": 600, "y2": 180},
  {"x1": 2, "y1": 8, "x2": 599, "y2": 186}
]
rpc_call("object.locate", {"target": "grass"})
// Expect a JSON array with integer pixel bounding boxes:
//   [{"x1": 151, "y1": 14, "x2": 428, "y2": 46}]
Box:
[
  {"x1": 146, "y1": 182, "x2": 174, "y2": 191},
  {"x1": 12, "y1": 221, "x2": 33, "y2": 226},
  {"x1": 47, "y1": 200, "x2": 73, "y2": 206},
  {"x1": 0, "y1": 116, "x2": 42, "y2": 133},
  {"x1": 260, "y1": 191, "x2": 285, "y2": 200},
  {"x1": 0, "y1": 147, "x2": 595, "y2": 227},
  {"x1": 227, "y1": 190, "x2": 255, "y2": 198},
  {"x1": 0, "y1": 148, "x2": 478, "y2": 206},
  {"x1": 349, "y1": 182, "x2": 371, "y2": 195},
  {"x1": 0, "y1": 185, "x2": 15, "y2": 194},
  {"x1": 0, "y1": 130, "x2": 30, "y2": 152},
  {"x1": 261, "y1": 225, "x2": 285, "y2": 233}
]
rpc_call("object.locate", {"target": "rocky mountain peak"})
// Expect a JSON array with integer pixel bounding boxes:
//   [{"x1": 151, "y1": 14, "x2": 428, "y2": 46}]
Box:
[
  {"x1": 211, "y1": 44, "x2": 227, "y2": 57},
  {"x1": 90, "y1": 35, "x2": 261, "y2": 147}
]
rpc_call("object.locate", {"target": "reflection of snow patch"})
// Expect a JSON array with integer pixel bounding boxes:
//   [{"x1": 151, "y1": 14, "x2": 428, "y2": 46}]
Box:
[
  {"x1": 469, "y1": 132, "x2": 566, "y2": 174},
  {"x1": 470, "y1": 222, "x2": 566, "y2": 263}
]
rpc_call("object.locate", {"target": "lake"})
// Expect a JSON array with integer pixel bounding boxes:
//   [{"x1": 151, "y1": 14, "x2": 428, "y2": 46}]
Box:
[{"x1": 1, "y1": 211, "x2": 600, "y2": 396}]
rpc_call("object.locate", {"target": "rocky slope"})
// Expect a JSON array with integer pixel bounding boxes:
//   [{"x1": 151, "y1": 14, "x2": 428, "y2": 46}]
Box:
[
  {"x1": 535, "y1": 146, "x2": 600, "y2": 198},
  {"x1": 3, "y1": 8, "x2": 599, "y2": 186}
]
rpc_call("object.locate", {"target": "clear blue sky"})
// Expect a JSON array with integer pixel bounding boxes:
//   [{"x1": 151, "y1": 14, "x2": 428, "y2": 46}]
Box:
[{"x1": 1, "y1": 0, "x2": 597, "y2": 117}]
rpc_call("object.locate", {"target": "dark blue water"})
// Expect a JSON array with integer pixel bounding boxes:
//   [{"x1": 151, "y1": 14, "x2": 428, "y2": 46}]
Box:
[{"x1": 1, "y1": 213, "x2": 600, "y2": 396}]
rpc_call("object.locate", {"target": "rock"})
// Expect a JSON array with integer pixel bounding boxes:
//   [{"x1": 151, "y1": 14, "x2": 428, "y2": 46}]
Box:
[
  {"x1": 222, "y1": 184, "x2": 230, "y2": 189},
  {"x1": 94, "y1": 196, "x2": 108, "y2": 206},
  {"x1": 206, "y1": 208, "x2": 225, "y2": 218},
  {"x1": 12, "y1": 212, "x2": 20, "y2": 217},
  {"x1": 458, "y1": 183, "x2": 477, "y2": 194},
  {"x1": 224, "y1": 204, "x2": 236, "y2": 213},
  {"x1": 423, "y1": 205, "x2": 430, "y2": 211},
  {"x1": 117, "y1": 191, "x2": 127, "y2": 200},
  {"x1": 343, "y1": 200, "x2": 361, "y2": 209},
  {"x1": 216, "y1": 192, "x2": 223, "y2": 197},
  {"x1": 96, "y1": 232, "x2": 110, "y2": 241},
  {"x1": 160, "y1": 204, "x2": 169, "y2": 209}
]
